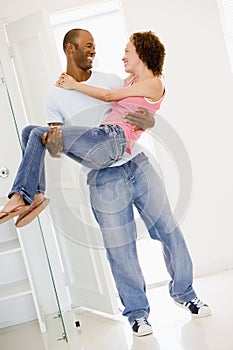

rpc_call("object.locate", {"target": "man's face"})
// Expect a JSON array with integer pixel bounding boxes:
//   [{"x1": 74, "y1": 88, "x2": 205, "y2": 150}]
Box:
[{"x1": 73, "y1": 31, "x2": 96, "y2": 70}]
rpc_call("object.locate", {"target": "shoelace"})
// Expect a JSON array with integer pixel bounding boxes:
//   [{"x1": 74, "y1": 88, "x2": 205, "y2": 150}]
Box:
[
  {"x1": 135, "y1": 317, "x2": 148, "y2": 327},
  {"x1": 191, "y1": 297, "x2": 205, "y2": 307}
]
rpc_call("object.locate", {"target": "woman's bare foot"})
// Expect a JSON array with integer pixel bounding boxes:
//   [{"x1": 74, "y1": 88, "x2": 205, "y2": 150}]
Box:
[
  {"x1": 0, "y1": 193, "x2": 25, "y2": 216},
  {"x1": 0, "y1": 193, "x2": 29, "y2": 223},
  {"x1": 15, "y1": 194, "x2": 50, "y2": 228},
  {"x1": 32, "y1": 193, "x2": 45, "y2": 205}
]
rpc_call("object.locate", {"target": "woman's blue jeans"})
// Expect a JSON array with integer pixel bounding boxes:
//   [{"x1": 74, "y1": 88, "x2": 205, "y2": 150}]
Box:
[
  {"x1": 9, "y1": 124, "x2": 127, "y2": 203},
  {"x1": 87, "y1": 152, "x2": 196, "y2": 323}
]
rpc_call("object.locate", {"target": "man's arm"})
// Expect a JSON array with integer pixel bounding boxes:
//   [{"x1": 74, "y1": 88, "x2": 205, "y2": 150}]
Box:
[
  {"x1": 42, "y1": 110, "x2": 154, "y2": 158},
  {"x1": 48, "y1": 122, "x2": 63, "y2": 127}
]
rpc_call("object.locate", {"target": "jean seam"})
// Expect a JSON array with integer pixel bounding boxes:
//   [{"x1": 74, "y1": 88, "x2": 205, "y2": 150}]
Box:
[
  {"x1": 128, "y1": 310, "x2": 149, "y2": 324},
  {"x1": 174, "y1": 289, "x2": 196, "y2": 303},
  {"x1": 88, "y1": 138, "x2": 126, "y2": 167},
  {"x1": 119, "y1": 166, "x2": 134, "y2": 198}
]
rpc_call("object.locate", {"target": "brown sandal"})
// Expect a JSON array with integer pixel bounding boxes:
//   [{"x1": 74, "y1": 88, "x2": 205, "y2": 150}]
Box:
[
  {"x1": 0, "y1": 205, "x2": 30, "y2": 224},
  {"x1": 15, "y1": 198, "x2": 50, "y2": 228}
]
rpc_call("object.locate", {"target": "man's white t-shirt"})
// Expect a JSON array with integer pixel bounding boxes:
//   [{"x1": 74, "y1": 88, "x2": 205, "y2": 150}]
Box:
[{"x1": 46, "y1": 70, "x2": 142, "y2": 167}]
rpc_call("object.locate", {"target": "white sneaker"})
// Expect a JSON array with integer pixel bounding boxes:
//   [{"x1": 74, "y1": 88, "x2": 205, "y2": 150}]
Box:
[
  {"x1": 131, "y1": 317, "x2": 153, "y2": 337},
  {"x1": 175, "y1": 297, "x2": 211, "y2": 318}
]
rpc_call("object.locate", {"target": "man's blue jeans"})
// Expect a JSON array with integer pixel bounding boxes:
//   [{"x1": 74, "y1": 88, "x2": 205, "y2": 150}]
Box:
[
  {"x1": 87, "y1": 153, "x2": 196, "y2": 324},
  {"x1": 9, "y1": 124, "x2": 127, "y2": 203}
]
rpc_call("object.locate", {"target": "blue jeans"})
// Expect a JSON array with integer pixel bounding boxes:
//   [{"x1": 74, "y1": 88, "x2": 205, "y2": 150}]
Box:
[
  {"x1": 87, "y1": 152, "x2": 196, "y2": 324},
  {"x1": 9, "y1": 125, "x2": 48, "y2": 203},
  {"x1": 9, "y1": 124, "x2": 127, "y2": 203},
  {"x1": 11, "y1": 126, "x2": 196, "y2": 324}
]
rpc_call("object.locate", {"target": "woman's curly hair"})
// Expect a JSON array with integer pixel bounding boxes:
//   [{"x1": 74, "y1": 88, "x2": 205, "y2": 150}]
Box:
[{"x1": 130, "y1": 31, "x2": 165, "y2": 76}]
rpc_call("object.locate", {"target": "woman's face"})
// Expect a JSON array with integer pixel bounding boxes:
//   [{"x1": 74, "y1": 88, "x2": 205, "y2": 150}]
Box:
[{"x1": 122, "y1": 40, "x2": 141, "y2": 73}]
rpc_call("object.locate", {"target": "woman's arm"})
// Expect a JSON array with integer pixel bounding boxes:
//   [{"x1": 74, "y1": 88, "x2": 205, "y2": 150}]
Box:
[{"x1": 56, "y1": 73, "x2": 163, "y2": 102}]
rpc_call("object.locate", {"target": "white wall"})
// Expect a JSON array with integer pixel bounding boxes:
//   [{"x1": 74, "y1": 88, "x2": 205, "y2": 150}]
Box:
[
  {"x1": 1, "y1": 0, "x2": 233, "y2": 278},
  {"x1": 121, "y1": 0, "x2": 233, "y2": 276}
]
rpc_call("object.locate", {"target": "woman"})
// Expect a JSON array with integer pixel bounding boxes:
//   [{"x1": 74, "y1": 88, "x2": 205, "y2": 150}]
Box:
[{"x1": 0, "y1": 31, "x2": 165, "y2": 226}]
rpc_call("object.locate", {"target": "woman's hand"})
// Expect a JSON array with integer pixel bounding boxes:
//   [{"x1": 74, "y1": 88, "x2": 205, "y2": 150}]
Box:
[{"x1": 56, "y1": 73, "x2": 76, "y2": 89}]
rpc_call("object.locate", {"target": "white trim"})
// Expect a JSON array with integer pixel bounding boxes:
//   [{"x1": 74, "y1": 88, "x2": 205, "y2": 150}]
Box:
[
  {"x1": 0, "y1": 25, "x2": 28, "y2": 131},
  {"x1": 217, "y1": 0, "x2": 233, "y2": 73}
]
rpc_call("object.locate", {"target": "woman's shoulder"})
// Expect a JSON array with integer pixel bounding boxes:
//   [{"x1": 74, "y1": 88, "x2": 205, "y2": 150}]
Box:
[{"x1": 124, "y1": 74, "x2": 135, "y2": 85}]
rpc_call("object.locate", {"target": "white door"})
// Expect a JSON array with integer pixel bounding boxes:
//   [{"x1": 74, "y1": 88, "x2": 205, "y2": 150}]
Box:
[
  {"x1": 5, "y1": 11, "x2": 119, "y2": 315},
  {"x1": 0, "y1": 63, "x2": 22, "y2": 199}
]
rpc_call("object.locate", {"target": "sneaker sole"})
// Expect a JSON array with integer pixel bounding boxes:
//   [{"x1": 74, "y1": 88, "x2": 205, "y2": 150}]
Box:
[{"x1": 133, "y1": 329, "x2": 153, "y2": 337}]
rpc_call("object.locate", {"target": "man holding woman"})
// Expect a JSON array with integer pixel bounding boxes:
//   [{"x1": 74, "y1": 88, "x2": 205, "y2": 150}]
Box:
[{"x1": 0, "y1": 28, "x2": 211, "y2": 336}]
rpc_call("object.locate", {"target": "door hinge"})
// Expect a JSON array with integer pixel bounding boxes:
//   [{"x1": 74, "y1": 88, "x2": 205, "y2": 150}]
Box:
[{"x1": 8, "y1": 46, "x2": 13, "y2": 58}]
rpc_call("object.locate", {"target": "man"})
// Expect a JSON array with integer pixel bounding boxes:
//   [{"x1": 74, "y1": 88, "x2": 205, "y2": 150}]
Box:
[{"x1": 45, "y1": 28, "x2": 211, "y2": 337}]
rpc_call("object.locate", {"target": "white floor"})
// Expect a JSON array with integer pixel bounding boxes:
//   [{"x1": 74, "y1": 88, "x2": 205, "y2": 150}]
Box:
[{"x1": 1, "y1": 268, "x2": 233, "y2": 350}]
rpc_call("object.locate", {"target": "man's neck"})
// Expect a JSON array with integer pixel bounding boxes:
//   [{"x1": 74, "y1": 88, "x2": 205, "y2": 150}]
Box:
[{"x1": 66, "y1": 66, "x2": 92, "y2": 83}]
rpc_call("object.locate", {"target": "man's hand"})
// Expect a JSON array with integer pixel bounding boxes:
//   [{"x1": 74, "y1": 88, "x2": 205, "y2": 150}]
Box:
[
  {"x1": 124, "y1": 107, "x2": 155, "y2": 131},
  {"x1": 41, "y1": 127, "x2": 63, "y2": 158},
  {"x1": 41, "y1": 133, "x2": 48, "y2": 146}
]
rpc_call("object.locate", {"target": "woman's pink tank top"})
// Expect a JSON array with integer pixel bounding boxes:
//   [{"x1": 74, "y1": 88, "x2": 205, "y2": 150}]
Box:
[{"x1": 102, "y1": 76, "x2": 165, "y2": 153}]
